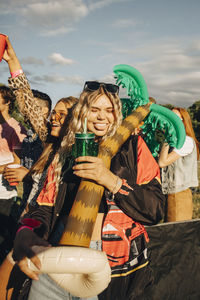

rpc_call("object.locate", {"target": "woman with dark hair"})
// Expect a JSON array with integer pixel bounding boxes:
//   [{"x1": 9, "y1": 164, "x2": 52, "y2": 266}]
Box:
[{"x1": 158, "y1": 107, "x2": 199, "y2": 222}]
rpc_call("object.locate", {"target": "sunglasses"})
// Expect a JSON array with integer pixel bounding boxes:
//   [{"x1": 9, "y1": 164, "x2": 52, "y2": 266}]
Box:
[
  {"x1": 51, "y1": 110, "x2": 67, "y2": 121},
  {"x1": 84, "y1": 81, "x2": 119, "y2": 94}
]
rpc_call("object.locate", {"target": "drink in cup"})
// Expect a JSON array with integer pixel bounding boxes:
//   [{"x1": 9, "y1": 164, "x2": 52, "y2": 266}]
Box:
[
  {"x1": 0, "y1": 33, "x2": 7, "y2": 62},
  {"x1": 73, "y1": 132, "x2": 98, "y2": 159},
  {"x1": 6, "y1": 164, "x2": 21, "y2": 186}
]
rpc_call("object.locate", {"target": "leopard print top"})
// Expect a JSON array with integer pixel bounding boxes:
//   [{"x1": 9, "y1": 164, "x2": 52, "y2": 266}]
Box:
[{"x1": 8, "y1": 73, "x2": 48, "y2": 142}]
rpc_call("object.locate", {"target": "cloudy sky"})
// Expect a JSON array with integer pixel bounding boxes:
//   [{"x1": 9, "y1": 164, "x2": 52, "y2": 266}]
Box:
[{"x1": 0, "y1": 0, "x2": 200, "y2": 108}]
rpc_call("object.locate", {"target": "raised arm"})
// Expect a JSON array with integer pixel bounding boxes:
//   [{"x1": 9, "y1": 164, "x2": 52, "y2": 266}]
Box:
[{"x1": 3, "y1": 36, "x2": 48, "y2": 142}]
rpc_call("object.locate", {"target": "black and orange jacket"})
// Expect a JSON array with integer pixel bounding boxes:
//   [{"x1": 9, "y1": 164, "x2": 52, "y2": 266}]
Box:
[
  {"x1": 101, "y1": 135, "x2": 164, "y2": 280},
  {"x1": 16, "y1": 134, "x2": 165, "y2": 300},
  {"x1": 21, "y1": 135, "x2": 164, "y2": 244},
  {"x1": 99, "y1": 135, "x2": 164, "y2": 300},
  {"x1": 110, "y1": 134, "x2": 164, "y2": 225}
]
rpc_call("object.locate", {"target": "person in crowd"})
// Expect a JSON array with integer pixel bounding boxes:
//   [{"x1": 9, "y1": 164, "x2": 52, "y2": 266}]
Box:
[
  {"x1": 9, "y1": 75, "x2": 165, "y2": 300},
  {"x1": 2, "y1": 36, "x2": 165, "y2": 300},
  {"x1": 1, "y1": 91, "x2": 77, "y2": 299},
  {"x1": 3, "y1": 36, "x2": 78, "y2": 206},
  {"x1": 4, "y1": 89, "x2": 52, "y2": 208},
  {"x1": 158, "y1": 107, "x2": 199, "y2": 222},
  {"x1": 0, "y1": 85, "x2": 27, "y2": 264},
  {"x1": 21, "y1": 89, "x2": 52, "y2": 169},
  {"x1": 0, "y1": 36, "x2": 78, "y2": 300}
]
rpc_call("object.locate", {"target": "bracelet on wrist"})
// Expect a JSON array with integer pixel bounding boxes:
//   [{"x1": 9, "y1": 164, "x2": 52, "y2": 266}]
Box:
[
  {"x1": 11, "y1": 69, "x2": 23, "y2": 78},
  {"x1": 112, "y1": 176, "x2": 122, "y2": 194}
]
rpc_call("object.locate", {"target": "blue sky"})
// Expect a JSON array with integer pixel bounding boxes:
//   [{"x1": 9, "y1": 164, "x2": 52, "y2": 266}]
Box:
[{"x1": 0, "y1": 0, "x2": 200, "y2": 108}]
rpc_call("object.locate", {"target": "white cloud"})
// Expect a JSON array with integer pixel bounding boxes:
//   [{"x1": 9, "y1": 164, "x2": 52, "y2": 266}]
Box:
[
  {"x1": 41, "y1": 27, "x2": 76, "y2": 37},
  {"x1": 0, "y1": 0, "x2": 29, "y2": 14},
  {"x1": 0, "y1": 0, "x2": 89, "y2": 36},
  {"x1": 48, "y1": 53, "x2": 76, "y2": 65},
  {"x1": 0, "y1": 0, "x2": 130, "y2": 36},
  {"x1": 140, "y1": 54, "x2": 200, "y2": 74},
  {"x1": 107, "y1": 38, "x2": 200, "y2": 107},
  {"x1": 112, "y1": 18, "x2": 140, "y2": 28},
  {"x1": 20, "y1": 57, "x2": 44, "y2": 66},
  {"x1": 187, "y1": 41, "x2": 200, "y2": 52},
  {"x1": 32, "y1": 74, "x2": 83, "y2": 85},
  {"x1": 100, "y1": 73, "x2": 116, "y2": 84},
  {"x1": 88, "y1": 0, "x2": 129, "y2": 11},
  {"x1": 21, "y1": 1, "x2": 88, "y2": 27},
  {"x1": 145, "y1": 68, "x2": 200, "y2": 106}
]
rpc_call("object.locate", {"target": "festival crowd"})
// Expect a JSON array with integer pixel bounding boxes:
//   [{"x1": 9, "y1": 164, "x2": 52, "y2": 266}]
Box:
[{"x1": 0, "y1": 36, "x2": 199, "y2": 300}]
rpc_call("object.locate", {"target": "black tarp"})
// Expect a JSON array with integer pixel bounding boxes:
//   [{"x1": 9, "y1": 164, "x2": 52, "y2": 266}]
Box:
[
  {"x1": 100, "y1": 219, "x2": 200, "y2": 300},
  {"x1": 144, "y1": 219, "x2": 200, "y2": 300}
]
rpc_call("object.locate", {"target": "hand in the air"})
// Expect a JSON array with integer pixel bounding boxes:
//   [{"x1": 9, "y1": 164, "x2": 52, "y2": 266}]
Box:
[{"x1": 2, "y1": 36, "x2": 17, "y2": 62}]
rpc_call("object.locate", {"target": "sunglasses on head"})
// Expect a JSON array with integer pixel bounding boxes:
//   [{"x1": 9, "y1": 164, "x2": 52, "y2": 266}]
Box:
[{"x1": 83, "y1": 81, "x2": 119, "y2": 94}]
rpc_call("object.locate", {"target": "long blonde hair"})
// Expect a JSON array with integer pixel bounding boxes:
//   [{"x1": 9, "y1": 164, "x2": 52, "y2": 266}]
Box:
[
  {"x1": 59, "y1": 86, "x2": 122, "y2": 156},
  {"x1": 30, "y1": 87, "x2": 122, "y2": 203},
  {"x1": 48, "y1": 86, "x2": 122, "y2": 198}
]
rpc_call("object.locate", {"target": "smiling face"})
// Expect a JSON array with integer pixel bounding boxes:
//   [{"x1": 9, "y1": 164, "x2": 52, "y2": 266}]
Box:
[
  {"x1": 87, "y1": 94, "x2": 115, "y2": 137},
  {"x1": 50, "y1": 101, "x2": 68, "y2": 137}
]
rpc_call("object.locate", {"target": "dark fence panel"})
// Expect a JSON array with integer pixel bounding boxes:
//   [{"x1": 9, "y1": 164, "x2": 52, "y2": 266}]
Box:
[{"x1": 144, "y1": 219, "x2": 200, "y2": 300}]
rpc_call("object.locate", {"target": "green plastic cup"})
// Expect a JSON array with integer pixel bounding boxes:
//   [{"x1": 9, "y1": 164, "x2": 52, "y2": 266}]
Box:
[{"x1": 73, "y1": 132, "x2": 98, "y2": 158}]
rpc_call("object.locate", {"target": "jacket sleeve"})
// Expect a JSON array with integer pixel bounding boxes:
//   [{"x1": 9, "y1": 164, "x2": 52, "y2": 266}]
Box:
[
  {"x1": 113, "y1": 178, "x2": 165, "y2": 225},
  {"x1": 112, "y1": 136, "x2": 165, "y2": 225},
  {"x1": 8, "y1": 73, "x2": 48, "y2": 142},
  {"x1": 20, "y1": 204, "x2": 54, "y2": 240}
]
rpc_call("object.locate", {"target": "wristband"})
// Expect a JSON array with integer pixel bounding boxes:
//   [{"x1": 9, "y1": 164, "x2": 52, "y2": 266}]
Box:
[
  {"x1": 112, "y1": 176, "x2": 122, "y2": 194},
  {"x1": 16, "y1": 225, "x2": 33, "y2": 234},
  {"x1": 11, "y1": 69, "x2": 23, "y2": 78}
]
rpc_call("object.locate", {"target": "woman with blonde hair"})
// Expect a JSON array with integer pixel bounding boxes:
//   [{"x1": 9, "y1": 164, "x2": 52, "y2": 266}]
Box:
[
  {"x1": 158, "y1": 107, "x2": 199, "y2": 222},
  {"x1": 10, "y1": 78, "x2": 165, "y2": 300}
]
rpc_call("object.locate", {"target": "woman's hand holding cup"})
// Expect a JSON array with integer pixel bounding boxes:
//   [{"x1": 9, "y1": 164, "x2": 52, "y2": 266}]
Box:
[{"x1": 4, "y1": 164, "x2": 28, "y2": 186}]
